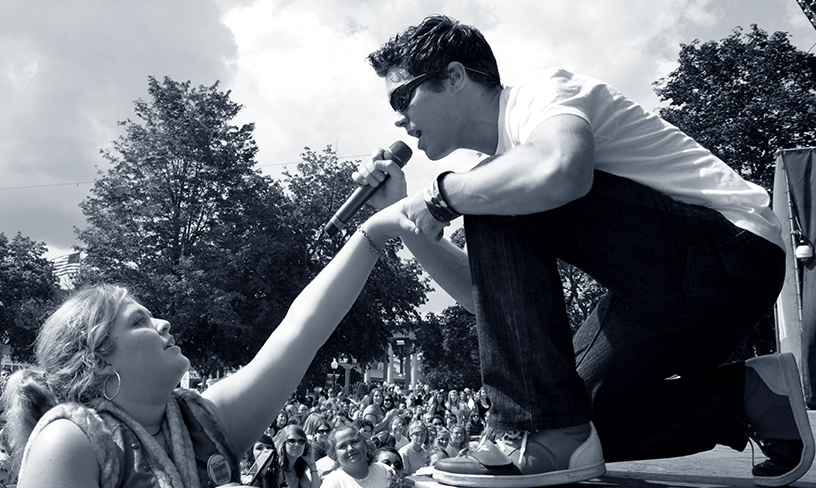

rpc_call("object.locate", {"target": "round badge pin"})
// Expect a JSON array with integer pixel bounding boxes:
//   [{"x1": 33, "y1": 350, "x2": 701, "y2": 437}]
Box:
[{"x1": 207, "y1": 453, "x2": 232, "y2": 486}]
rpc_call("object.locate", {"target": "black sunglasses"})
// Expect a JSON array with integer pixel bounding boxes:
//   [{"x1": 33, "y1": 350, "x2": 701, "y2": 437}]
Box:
[
  {"x1": 388, "y1": 67, "x2": 495, "y2": 112},
  {"x1": 380, "y1": 458, "x2": 404, "y2": 470},
  {"x1": 317, "y1": 429, "x2": 331, "y2": 434},
  {"x1": 389, "y1": 73, "x2": 432, "y2": 112},
  {"x1": 286, "y1": 438, "x2": 307, "y2": 446}
]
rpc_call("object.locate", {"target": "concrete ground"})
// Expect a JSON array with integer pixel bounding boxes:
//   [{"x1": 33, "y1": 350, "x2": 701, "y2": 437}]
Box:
[{"x1": 412, "y1": 411, "x2": 816, "y2": 488}]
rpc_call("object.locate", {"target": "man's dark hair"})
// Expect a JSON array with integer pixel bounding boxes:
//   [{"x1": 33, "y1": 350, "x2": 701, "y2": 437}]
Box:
[{"x1": 367, "y1": 14, "x2": 501, "y2": 90}]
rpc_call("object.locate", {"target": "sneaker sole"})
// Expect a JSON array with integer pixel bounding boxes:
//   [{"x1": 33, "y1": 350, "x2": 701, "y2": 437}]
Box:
[
  {"x1": 752, "y1": 353, "x2": 815, "y2": 487},
  {"x1": 432, "y1": 462, "x2": 606, "y2": 488}
]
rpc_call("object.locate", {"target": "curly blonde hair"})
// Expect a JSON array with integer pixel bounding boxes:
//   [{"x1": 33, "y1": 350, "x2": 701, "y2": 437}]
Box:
[{"x1": 1, "y1": 284, "x2": 132, "y2": 472}]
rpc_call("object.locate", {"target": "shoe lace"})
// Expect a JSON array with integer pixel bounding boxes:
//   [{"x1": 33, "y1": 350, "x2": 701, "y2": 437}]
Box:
[
  {"x1": 748, "y1": 437, "x2": 758, "y2": 469},
  {"x1": 494, "y1": 430, "x2": 530, "y2": 461}
]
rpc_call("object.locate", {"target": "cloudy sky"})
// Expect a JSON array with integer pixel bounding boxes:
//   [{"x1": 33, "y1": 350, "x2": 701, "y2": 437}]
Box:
[{"x1": 1, "y1": 0, "x2": 813, "y2": 311}]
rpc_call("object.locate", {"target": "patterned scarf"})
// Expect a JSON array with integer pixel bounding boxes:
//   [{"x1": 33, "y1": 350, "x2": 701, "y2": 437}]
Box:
[{"x1": 21, "y1": 390, "x2": 236, "y2": 488}]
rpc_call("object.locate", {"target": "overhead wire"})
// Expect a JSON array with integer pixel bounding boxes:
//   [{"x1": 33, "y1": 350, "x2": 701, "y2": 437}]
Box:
[{"x1": 0, "y1": 153, "x2": 370, "y2": 191}]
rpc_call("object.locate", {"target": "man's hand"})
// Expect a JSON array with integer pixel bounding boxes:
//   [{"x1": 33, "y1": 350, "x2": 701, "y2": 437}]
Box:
[{"x1": 351, "y1": 148, "x2": 409, "y2": 210}]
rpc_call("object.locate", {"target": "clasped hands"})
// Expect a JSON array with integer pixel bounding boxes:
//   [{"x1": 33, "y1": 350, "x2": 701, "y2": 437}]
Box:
[{"x1": 353, "y1": 147, "x2": 450, "y2": 243}]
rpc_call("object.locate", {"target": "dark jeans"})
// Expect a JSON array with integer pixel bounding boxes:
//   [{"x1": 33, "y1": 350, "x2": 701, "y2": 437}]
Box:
[{"x1": 464, "y1": 170, "x2": 785, "y2": 462}]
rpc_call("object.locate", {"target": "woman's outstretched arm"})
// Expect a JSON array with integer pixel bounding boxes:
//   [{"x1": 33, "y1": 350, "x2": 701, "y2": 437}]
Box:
[{"x1": 203, "y1": 202, "x2": 415, "y2": 454}]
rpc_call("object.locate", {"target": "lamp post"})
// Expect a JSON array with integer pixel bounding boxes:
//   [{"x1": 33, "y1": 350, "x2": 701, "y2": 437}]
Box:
[
  {"x1": 331, "y1": 358, "x2": 339, "y2": 393},
  {"x1": 336, "y1": 355, "x2": 357, "y2": 396}
]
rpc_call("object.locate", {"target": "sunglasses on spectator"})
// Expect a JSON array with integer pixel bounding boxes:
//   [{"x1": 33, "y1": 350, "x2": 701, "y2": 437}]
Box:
[
  {"x1": 380, "y1": 459, "x2": 404, "y2": 470},
  {"x1": 317, "y1": 429, "x2": 331, "y2": 434},
  {"x1": 286, "y1": 438, "x2": 307, "y2": 446}
]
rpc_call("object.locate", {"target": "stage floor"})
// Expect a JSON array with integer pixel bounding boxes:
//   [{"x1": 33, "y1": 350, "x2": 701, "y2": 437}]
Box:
[{"x1": 411, "y1": 410, "x2": 816, "y2": 488}]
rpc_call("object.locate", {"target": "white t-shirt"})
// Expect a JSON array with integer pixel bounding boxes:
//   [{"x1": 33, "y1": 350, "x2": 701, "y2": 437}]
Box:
[
  {"x1": 497, "y1": 68, "x2": 784, "y2": 249},
  {"x1": 321, "y1": 462, "x2": 395, "y2": 488}
]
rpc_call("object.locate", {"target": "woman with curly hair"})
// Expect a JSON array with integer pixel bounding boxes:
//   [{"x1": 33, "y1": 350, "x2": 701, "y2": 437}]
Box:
[{"x1": 1, "y1": 202, "x2": 415, "y2": 487}]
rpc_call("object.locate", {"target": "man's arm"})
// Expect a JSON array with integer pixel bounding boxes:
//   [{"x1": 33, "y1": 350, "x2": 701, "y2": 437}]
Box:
[
  {"x1": 351, "y1": 115, "x2": 594, "y2": 311},
  {"x1": 404, "y1": 114, "x2": 596, "y2": 237}
]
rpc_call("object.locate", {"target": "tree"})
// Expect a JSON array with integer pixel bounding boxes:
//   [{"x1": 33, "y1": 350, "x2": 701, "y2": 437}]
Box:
[
  {"x1": 559, "y1": 261, "x2": 606, "y2": 333},
  {"x1": 77, "y1": 76, "x2": 307, "y2": 376},
  {"x1": 445, "y1": 227, "x2": 605, "y2": 330},
  {"x1": 653, "y1": 25, "x2": 816, "y2": 191},
  {"x1": 0, "y1": 233, "x2": 63, "y2": 361},
  {"x1": 652, "y1": 25, "x2": 813, "y2": 359},
  {"x1": 283, "y1": 146, "x2": 431, "y2": 390},
  {"x1": 415, "y1": 306, "x2": 481, "y2": 391}
]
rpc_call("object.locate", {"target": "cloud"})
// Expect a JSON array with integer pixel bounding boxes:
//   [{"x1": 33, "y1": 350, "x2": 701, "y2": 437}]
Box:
[
  {"x1": 0, "y1": 0, "x2": 238, "y2": 251},
  {"x1": 1, "y1": 0, "x2": 813, "y2": 266}
]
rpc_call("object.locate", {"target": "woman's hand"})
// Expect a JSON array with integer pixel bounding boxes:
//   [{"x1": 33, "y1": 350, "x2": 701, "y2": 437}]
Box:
[
  {"x1": 383, "y1": 408, "x2": 399, "y2": 422},
  {"x1": 304, "y1": 445, "x2": 316, "y2": 466},
  {"x1": 360, "y1": 200, "x2": 418, "y2": 249},
  {"x1": 402, "y1": 189, "x2": 449, "y2": 243},
  {"x1": 351, "y1": 148, "x2": 409, "y2": 211}
]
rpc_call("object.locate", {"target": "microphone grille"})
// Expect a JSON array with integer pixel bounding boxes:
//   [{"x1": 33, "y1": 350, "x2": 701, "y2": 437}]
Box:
[{"x1": 387, "y1": 140, "x2": 413, "y2": 168}]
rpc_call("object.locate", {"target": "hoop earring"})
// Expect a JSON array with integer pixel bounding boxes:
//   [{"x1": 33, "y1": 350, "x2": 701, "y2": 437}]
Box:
[{"x1": 103, "y1": 372, "x2": 121, "y2": 401}]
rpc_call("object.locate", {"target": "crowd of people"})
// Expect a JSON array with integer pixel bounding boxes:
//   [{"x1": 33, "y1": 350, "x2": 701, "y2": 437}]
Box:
[{"x1": 238, "y1": 382, "x2": 492, "y2": 487}]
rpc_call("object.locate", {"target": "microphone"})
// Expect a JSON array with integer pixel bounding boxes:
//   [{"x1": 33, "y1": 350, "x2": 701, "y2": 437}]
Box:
[{"x1": 322, "y1": 141, "x2": 412, "y2": 238}]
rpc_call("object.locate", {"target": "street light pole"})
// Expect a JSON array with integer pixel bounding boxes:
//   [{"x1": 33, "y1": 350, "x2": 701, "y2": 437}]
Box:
[{"x1": 331, "y1": 358, "x2": 339, "y2": 393}]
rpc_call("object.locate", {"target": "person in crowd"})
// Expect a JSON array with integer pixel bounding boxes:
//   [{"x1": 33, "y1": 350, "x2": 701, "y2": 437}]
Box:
[
  {"x1": 444, "y1": 411, "x2": 458, "y2": 429},
  {"x1": 426, "y1": 447, "x2": 450, "y2": 468},
  {"x1": 297, "y1": 404, "x2": 311, "y2": 422},
  {"x1": 424, "y1": 416, "x2": 443, "y2": 451},
  {"x1": 285, "y1": 403, "x2": 301, "y2": 426},
  {"x1": 354, "y1": 418, "x2": 377, "y2": 455},
  {"x1": 372, "y1": 431, "x2": 396, "y2": 450},
  {"x1": 355, "y1": 418, "x2": 375, "y2": 442},
  {"x1": 314, "y1": 422, "x2": 339, "y2": 479},
  {"x1": 357, "y1": 13, "x2": 810, "y2": 488},
  {"x1": 399, "y1": 420, "x2": 428, "y2": 476},
  {"x1": 433, "y1": 427, "x2": 451, "y2": 454},
  {"x1": 332, "y1": 411, "x2": 353, "y2": 430},
  {"x1": 445, "y1": 390, "x2": 468, "y2": 426},
  {"x1": 322, "y1": 427, "x2": 397, "y2": 488},
  {"x1": 474, "y1": 388, "x2": 491, "y2": 421},
  {"x1": 363, "y1": 388, "x2": 400, "y2": 435},
  {"x1": 382, "y1": 394, "x2": 396, "y2": 414},
  {"x1": 448, "y1": 426, "x2": 469, "y2": 458},
  {"x1": 241, "y1": 433, "x2": 281, "y2": 488},
  {"x1": 312, "y1": 420, "x2": 333, "y2": 461},
  {"x1": 461, "y1": 389, "x2": 475, "y2": 413},
  {"x1": 414, "y1": 446, "x2": 451, "y2": 477},
  {"x1": 324, "y1": 389, "x2": 338, "y2": 409},
  {"x1": 426, "y1": 391, "x2": 447, "y2": 419},
  {"x1": 316, "y1": 390, "x2": 328, "y2": 408},
  {"x1": 0, "y1": 201, "x2": 416, "y2": 487},
  {"x1": 303, "y1": 413, "x2": 325, "y2": 442},
  {"x1": 271, "y1": 411, "x2": 291, "y2": 437},
  {"x1": 391, "y1": 416, "x2": 409, "y2": 450},
  {"x1": 273, "y1": 425, "x2": 320, "y2": 488},
  {"x1": 375, "y1": 447, "x2": 414, "y2": 488},
  {"x1": 465, "y1": 410, "x2": 486, "y2": 442}
]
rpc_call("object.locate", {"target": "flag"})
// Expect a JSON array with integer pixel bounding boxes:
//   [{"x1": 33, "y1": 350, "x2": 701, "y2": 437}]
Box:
[{"x1": 52, "y1": 252, "x2": 81, "y2": 288}]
